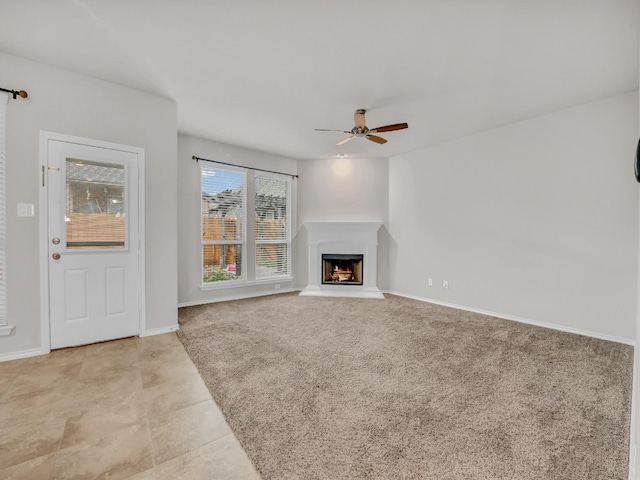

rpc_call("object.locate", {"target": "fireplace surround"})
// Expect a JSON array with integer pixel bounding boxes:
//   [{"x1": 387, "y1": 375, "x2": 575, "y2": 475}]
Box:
[{"x1": 299, "y1": 221, "x2": 383, "y2": 298}]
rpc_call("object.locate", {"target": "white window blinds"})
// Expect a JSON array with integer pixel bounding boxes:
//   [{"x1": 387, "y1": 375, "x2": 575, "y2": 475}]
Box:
[
  {"x1": 0, "y1": 93, "x2": 7, "y2": 326},
  {"x1": 255, "y1": 173, "x2": 291, "y2": 279}
]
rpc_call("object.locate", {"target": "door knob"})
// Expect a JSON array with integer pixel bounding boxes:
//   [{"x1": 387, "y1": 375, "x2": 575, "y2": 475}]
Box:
[{"x1": 52, "y1": 252, "x2": 61, "y2": 260}]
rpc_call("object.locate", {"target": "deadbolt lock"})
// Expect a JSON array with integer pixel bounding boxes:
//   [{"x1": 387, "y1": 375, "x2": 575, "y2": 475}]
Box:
[
  {"x1": 52, "y1": 252, "x2": 61, "y2": 260},
  {"x1": 52, "y1": 237, "x2": 60, "y2": 245}
]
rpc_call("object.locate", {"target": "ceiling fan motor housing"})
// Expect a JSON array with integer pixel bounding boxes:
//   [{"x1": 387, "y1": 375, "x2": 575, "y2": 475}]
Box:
[{"x1": 352, "y1": 126, "x2": 369, "y2": 137}]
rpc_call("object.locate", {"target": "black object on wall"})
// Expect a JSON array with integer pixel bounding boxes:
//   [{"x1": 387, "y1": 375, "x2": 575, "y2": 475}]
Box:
[{"x1": 635, "y1": 138, "x2": 640, "y2": 183}]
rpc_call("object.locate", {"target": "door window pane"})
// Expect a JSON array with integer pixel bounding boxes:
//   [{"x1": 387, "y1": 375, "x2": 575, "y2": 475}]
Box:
[{"x1": 65, "y1": 158, "x2": 125, "y2": 249}]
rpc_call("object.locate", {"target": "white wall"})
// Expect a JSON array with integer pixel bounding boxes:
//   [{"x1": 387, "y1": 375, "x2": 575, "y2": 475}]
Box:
[
  {"x1": 0, "y1": 52, "x2": 178, "y2": 357},
  {"x1": 389, "y1": 92, "x2": 638, "y2": 341},
  {"x1": 177, "y1": 134, "x2": 298, "y2": 305},
  {"x1": 295, "y1": 157, "x2": 390, "y2": 290}
]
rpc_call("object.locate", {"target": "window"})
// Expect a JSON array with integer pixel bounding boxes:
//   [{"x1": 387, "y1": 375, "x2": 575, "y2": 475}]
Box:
[
  {"x1": 65, "y1": 159, "x2": 126, "y2": 249},
  {"x1": 200, "y1": 165, "x2": 292, "y2": 286},
  {"x1": 255, "y1": 173, "x2": 291, "y2": 279},
  {"x1": 201, "y1": 166, "x2": 246, "y2": 283},
  {"x1": 0, "y1": 93, "x2": 6, "y2": 326}
]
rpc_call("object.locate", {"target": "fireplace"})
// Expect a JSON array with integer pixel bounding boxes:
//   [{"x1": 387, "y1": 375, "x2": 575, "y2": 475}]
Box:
[
  {"x1": 300, "y1": 221, "x2": 383, "y2": 299},
  {"x1": 322, "y1": 254, "x2": 363, "y2": 285}
]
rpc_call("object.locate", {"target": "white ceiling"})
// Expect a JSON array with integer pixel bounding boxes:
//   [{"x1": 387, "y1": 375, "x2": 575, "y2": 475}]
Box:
[{"x1": 0, "y1": 0, "x2": 638, "y2": 160}]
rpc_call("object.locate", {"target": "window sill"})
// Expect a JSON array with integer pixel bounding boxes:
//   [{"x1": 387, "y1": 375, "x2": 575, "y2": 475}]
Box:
[
  {"x1": 199, "y1": 276, "x2": 294, "y2": 291},
  {"x1": 0, "y1": 324, "x2": 15, "y2": 336}
]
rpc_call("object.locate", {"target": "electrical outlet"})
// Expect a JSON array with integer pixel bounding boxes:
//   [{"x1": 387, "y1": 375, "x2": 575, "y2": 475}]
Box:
[
  {"x1": 443, "y1": 280, "x2": 449, "y2": 289},
  {"x1": 274, "y1": 284, "x2": 280, "y2": 290},
  {"x1": 428, "y1": 278, "x2": 433, "y2": 287}
]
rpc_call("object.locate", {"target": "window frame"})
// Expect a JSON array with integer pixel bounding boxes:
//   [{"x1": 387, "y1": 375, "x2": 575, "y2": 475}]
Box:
[
  {"x1": 0, "y1": 93, "x2": 7, "y2": 327},
  {"x1": 200, "y1": 164, "x2": 247, "y2": 285},
  {"x1": 199, "y1": 163, "x2": 294, "y2": 290}
]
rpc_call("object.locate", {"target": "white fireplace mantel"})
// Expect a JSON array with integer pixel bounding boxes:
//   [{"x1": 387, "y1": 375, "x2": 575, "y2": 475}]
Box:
[{"x1": 299, "y1": 221, "x2": 384, "y2": 299}]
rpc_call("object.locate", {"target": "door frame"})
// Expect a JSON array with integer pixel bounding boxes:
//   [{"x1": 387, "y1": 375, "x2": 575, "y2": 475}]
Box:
[{"x1": 39, "y1": 131, "x2": 146, "y2": 353}]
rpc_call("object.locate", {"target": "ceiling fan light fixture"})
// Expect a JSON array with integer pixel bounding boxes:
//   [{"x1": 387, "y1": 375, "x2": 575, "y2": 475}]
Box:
[{"x1": 316, "y1": 109, "x2": 408, "y2": 146}]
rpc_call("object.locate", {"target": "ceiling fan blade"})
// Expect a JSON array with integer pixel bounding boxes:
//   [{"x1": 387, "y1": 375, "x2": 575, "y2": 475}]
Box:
[
  {"x1": 315, "y1": 128, "x2": 351, "y2": 133},
  {"x1": 366, "y1": 134, "x2": 387, "y2": 144},
  {"x1": 354, "y1": 109, "x2": 366, "y2": 128},
  {"x1": 370, "y1": 122, "x2": 409, "y2": 133},
  {"x1": 336, "y1": 136, "x2": 354, "y2": 146}
]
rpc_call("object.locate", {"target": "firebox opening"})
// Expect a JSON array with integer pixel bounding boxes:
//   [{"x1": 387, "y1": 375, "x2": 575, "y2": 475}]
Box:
[{"x1": 322, "y1": 254, "x2": 364, "y2": 286}]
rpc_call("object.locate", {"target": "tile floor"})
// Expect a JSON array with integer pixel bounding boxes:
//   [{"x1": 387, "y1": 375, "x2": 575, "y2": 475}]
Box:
[{"x1": 0, "y1": 333, "x2": 261, "y2": 479}]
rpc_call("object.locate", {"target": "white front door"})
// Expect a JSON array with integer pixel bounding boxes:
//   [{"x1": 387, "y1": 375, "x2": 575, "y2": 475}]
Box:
[{"x1": 46, "y1": 137, "x2": 141, "y2": 349}]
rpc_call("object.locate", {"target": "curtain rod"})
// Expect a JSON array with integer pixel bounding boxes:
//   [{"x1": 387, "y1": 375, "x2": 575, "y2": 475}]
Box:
[
  {"x1": 0, "y1": 87, "x2": 28, "y2": 100},
  {"x1": 192, "y1": 155, "x2": 299, "y2": 179}
]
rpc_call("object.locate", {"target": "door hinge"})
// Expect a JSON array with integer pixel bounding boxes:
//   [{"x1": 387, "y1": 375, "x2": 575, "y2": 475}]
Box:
[{"x1": 42, "y1": 166, "x2": 60, "y2": 187}]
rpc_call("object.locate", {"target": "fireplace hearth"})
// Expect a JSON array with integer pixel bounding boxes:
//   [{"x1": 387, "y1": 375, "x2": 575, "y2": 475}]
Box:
[{"x1": 322, "y1": 254, "x2": 363, "y2": 285}]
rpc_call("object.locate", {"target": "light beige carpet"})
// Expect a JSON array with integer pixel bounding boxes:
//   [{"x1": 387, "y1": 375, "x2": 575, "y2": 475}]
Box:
[{"x1": 177, "y1": 292, "x2": 633, "y2": 480}]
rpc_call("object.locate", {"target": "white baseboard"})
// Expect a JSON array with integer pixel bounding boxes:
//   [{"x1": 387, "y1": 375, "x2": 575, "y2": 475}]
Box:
[
  {"x1": 178, "y1": 288, "x2": 299, "y2": 308},
  {"x1": 384, "y1": 290, "x2": 635, "y2": 346},
  {"x1": 0, "y1": 347, "x2": 47, "y2": 363},
  {"x1": 140, "y1": 325, "x2": 179, "y2": 337}
]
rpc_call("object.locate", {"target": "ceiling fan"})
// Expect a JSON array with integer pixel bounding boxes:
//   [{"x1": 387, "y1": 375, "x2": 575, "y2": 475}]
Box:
[{"x1": 315, "y1": 109, "x2": 408, "y2": 146}]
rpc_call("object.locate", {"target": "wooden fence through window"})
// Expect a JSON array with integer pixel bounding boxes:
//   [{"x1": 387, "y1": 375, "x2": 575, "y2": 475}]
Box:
[{"x1": 202, "y1": 216, "x2": 286, "y2": 268}]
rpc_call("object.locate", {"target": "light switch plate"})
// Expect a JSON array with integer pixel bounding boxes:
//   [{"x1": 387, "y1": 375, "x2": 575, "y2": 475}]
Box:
[{"x1": 17, "y1": 203, "x2": 35, "y2": 217}]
